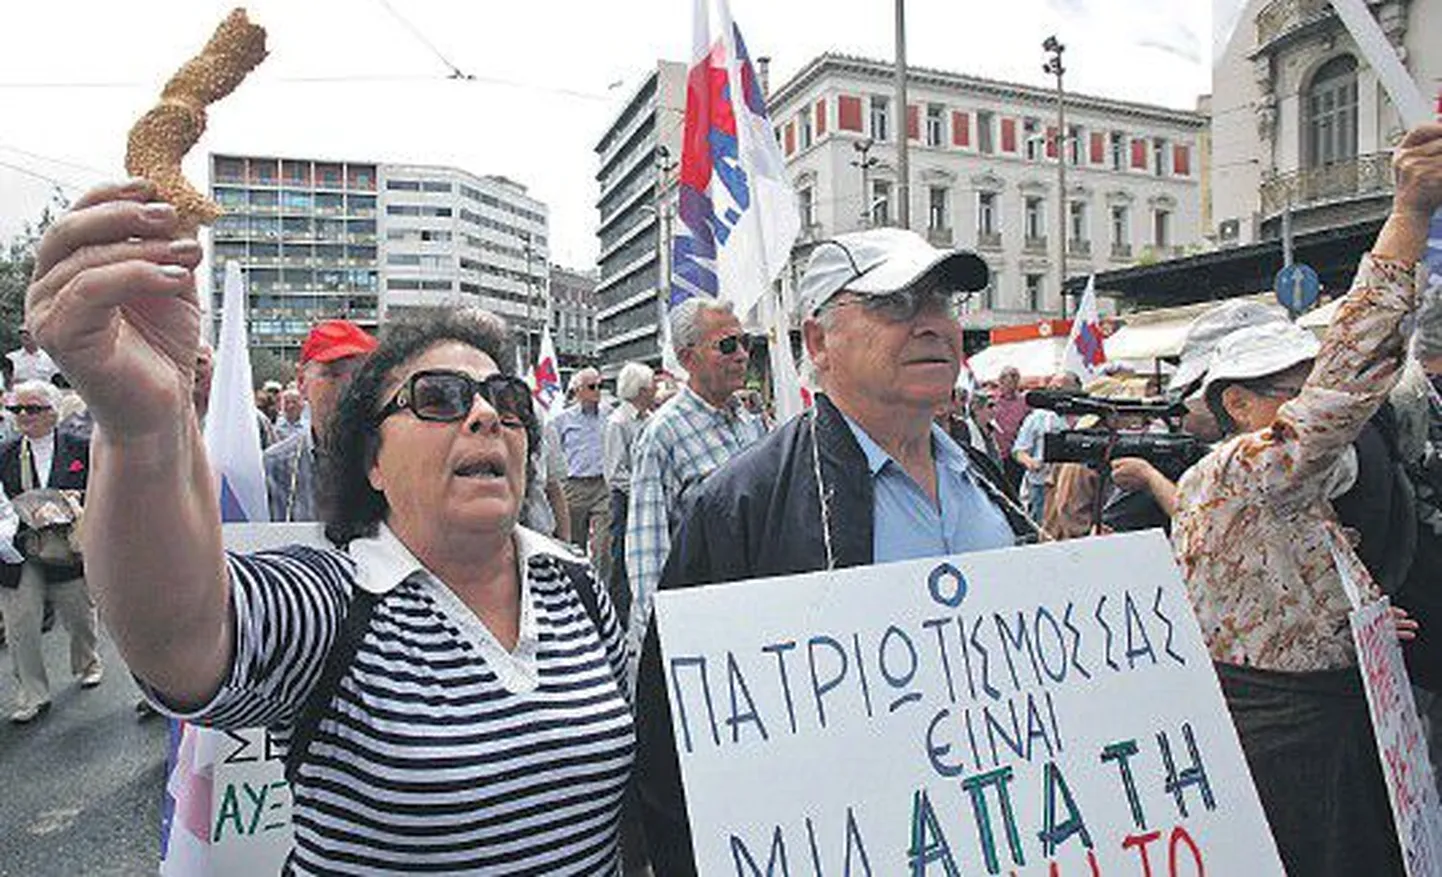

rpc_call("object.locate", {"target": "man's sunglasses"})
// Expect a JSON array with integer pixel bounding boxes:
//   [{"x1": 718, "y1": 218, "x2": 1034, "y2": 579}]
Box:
[
  {"x1": 712, "y1": 334, "x2": 750, "y2": 356},
  {"x1": 6, "y1": 404, "x2": 51, "y2": 415},
  {"x1": 826, "y1": 288, "x2": 963, "y2": 323},
  {"x1": 376, "y1": 370, "x2": 533, "y2": 427}
]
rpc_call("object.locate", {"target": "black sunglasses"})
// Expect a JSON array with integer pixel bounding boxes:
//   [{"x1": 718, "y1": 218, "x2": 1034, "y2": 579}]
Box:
[
  {"x1": 376, "y1": 370, "x2": 533, "y2": 427},
  {"x1": 826, "y1": 288, "x2": 963, "y2": 323},
  {"x1": 712, "y1": 334, "x2": 750, "y2": 356},
  {"x1": 6, "y1": 404, "x2": 52, "y2": 415}
]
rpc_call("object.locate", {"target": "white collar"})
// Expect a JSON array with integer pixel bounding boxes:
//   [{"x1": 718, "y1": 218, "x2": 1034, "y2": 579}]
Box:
[{"x1": 347, "y1": 521, "x2": 573, "y2": 595}]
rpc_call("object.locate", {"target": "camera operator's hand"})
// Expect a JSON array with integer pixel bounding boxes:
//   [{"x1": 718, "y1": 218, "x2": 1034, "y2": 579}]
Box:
[{"x1": 1111, "y1": 458, "x2": 1179, "y2": 518}]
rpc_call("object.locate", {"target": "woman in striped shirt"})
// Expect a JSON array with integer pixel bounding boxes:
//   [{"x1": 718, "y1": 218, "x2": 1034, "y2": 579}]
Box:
[{"x1": 25, "y1": 182, "x2": 634, "y2": 875}]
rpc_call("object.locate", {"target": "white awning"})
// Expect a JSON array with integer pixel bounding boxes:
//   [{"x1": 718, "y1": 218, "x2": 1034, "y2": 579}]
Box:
[
  {"x1": 1104, "y1": 321, "x2": 1193, "y2": 361},
  {"x1": 968, "y1": 337, "x2": 1065, "y2": 382}
]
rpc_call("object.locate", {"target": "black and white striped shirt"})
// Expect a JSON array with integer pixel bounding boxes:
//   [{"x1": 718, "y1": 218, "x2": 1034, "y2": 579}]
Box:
[{"x1": 175, "y1": 525, "x2": 634, "y2": 875}]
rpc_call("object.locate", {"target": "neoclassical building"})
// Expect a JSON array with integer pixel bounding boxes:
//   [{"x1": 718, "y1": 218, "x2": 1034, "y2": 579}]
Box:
[
  {"x1": 767, "y1": 54, "x2": 1205, "y2": 343},
  {"x1": 1211, "y1": 0, "x2": 1439, "y2": 246}
]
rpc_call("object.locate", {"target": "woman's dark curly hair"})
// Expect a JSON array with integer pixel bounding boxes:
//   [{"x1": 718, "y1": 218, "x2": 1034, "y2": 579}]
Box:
[{"x1": 319, "y1": 307, "x2": 539, "y2": 545}]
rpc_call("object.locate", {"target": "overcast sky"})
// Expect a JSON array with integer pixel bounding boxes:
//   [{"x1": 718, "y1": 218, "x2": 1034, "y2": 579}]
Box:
[{"x1": 1, "y1": 0, "x2": 1232, "y2": 268}]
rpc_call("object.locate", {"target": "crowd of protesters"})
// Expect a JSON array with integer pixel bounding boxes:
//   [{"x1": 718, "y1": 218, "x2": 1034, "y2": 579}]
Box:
[{"x1": 1, "y1": 123, "x2": 1439, "y2": 875}]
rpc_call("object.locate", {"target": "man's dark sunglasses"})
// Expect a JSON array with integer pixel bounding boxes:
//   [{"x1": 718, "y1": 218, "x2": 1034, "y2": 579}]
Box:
[
  {"x1": 712, "y1": 334, "x2": 750, "y2": 355},
  {"x1": 376, "y1": 370, "x2": 532, "y2": 427},
  {"x1": 5, "y1": 404, "x2": 51, "y2": 415},
  {"x1": 827, "y1": 288, "x2": 963, "y2": 322}
]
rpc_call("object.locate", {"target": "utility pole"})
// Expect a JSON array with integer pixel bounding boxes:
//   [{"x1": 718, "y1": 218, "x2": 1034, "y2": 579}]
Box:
[
  {"x1": 1044, "y1": 35, "x2": 1068, "y2": 318},
  {"x1": 851, "y1": 138, "x2": 879, "y2": 228},
  {"x1": 654, "y1": 144, "x2": 678, "y2": 361},
  {"x1": 894, "y1": 0, "x2": 910, "y2": 229}
]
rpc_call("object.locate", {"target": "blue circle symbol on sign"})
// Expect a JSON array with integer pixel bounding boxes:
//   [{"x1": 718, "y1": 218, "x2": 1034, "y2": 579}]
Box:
[{"x1": 1274, "y1": 263, "x2": 1320, "y2": 315}]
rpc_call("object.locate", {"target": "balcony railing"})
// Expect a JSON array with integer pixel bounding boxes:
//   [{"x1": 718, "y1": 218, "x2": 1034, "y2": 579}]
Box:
[
  {"x1": 926, "y1": 227, "x2": 953, "y2": 247},
  {"x1": 1111, "y1": 243, "x2": 1133, "y2": 261},
  {"x1": 1067, "y1": 238, "x2": 1091, "y2": 257},
  {"x1": 1023, "y1": 235, "x2": 1048, "y2": 255},
  {"x1": 976, "y1": 231, "x2": 1002, "y2": 250},
  {"x1": 1259, "y1": 152, "x2": 1394, "y2": 217}
]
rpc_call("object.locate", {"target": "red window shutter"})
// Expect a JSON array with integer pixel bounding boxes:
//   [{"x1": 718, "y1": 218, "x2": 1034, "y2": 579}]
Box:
[
  {"x1": 1046, "y1": 126, "x2": 1059, "y2": 159},
  {"x1": 952, "y1": 111, "x2": 970, "y2": 147},
  {"x1": 907, "y1": 105, "x2": 920, "y2": 140},
  {"x1": 815, "y1": 99, "x2": 827, "y2": 136},
  {"x1": 1001, "y1": 118, "x2": 1018, "y2": 153},
  {"x1": 838, "y1": 95, "x2": 863, "y2": 132},
  {"x1": 1090, "y1": 132, "x2": 1105, "y2": 164},
  {"x1": 784, "y1": 122, "x2": 795, "y2": 156},
  {"x1": 1173, "y1": 144, "x2": 1191, "y2": 176},
  {"x1": 1131, "y1": 138, "x2": 1148, "y2": 169}
]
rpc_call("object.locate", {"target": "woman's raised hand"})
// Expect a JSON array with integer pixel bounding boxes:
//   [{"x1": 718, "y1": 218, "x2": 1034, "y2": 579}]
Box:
[{"x1": 26, "y1": 180, "x2": 205, "y2": 437}]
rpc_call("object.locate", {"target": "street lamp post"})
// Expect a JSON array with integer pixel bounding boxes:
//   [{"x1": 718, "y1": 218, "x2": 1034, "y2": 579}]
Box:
[
  {"x1": 1043, "y1": 35, "x2": 1068, "y2": 318},
  {"x1": 654, "y1": 145, "x2": 678, "y2": 363},
  {"x1": 894, "y1": 0, "x2": 911, "y2": 229},
  {"x1": 851, "y1": 138, "x2": 879, "y2": 228},
  {"x1": 523, "y1": 233, "x2": 535, "y2": 368}
]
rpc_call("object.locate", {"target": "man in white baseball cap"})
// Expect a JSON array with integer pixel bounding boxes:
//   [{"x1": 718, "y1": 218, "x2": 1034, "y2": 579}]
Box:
[{"x1": 633, "y1": 227, "x2": 1027, "y2": 876}]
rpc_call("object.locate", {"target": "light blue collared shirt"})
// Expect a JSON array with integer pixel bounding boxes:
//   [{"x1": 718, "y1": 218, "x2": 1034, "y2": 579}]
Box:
[{"x1": 843, "y1": 416, "x2": 1016, "y2": 564}]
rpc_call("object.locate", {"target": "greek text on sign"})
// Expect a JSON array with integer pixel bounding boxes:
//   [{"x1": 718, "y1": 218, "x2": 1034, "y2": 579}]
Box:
[
  {"x1": 1351, "y1": 597, "x2": 1442, "y2": 876},
  {"x1": 654, "y1": 531, "x2": 1285, "y2": 875}
]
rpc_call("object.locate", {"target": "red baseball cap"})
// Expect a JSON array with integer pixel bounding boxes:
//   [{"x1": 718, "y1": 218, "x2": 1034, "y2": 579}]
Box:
[{"x1": 300, "y1": 320, "x2": 378, "y2": 366}]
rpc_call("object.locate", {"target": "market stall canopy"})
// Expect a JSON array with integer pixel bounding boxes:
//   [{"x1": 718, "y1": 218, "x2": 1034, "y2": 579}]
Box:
[
  {"x1": 968, "y1": 337, "x2": 1065, "y2": 382},
  {"x1": 1297, "y1": 296, "x2": 1342, "y2": 330}
]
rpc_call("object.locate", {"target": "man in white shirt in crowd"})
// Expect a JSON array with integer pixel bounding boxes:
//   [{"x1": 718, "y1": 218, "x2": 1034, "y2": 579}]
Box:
[
  {"x1": 273, "y1": 387, "x2": 308, "y2": 443},
  {"x1": 6, "y1": 328, "x2": 59, "y2": 385},
  {"x1": 602, "y1": 361, "x2": 656, "y2": 625}
]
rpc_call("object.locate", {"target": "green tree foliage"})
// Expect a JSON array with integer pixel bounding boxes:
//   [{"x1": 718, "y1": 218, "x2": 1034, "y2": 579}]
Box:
[
  {"x1": 249, "y1": 348, "x2": 294, "y2": 389},
  {"x1": 0, "y1": 192, "x2": 68, "y2": 354}
]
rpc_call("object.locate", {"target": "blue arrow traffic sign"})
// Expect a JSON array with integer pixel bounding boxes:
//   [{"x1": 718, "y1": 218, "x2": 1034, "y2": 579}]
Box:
[{"x1": 1275, "y1": 263, "x2": 1320, "y2": 316}]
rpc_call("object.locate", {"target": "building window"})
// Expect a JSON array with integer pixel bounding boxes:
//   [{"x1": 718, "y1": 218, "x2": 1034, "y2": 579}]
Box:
[
  {"x1": 1024, "y1": 197, "x2": 1045, "y2": 241},
  {"x1": 1153, "y1": 209, "x2": 1171, "y2": 249},
  {"x1": 1111, "y1": 205, "x2": 1130, "y2": 247},
  {"x1": 977, "y1": 111, "x2": 995, "y2": 154},
  {"x1": 925, "y1": 104, "x2": 944, "y2": 147},
  {"x1": 1068, "y1": 125, "x2": 1083, "y2": 165},
  {"x1": 980, "y1": 274, "x2": 996, "y2": 310},
  {"x1": 870, "y1": 96, "x2": 890, "y2": 142},
  {"x1": 798, "y1": 186, "x2": 814, "y2": 229},
  {"x1": 799, "y1": 110, "x2": 813, "y2": 149},
  {"x1": 871, "y1": 180, "x2": 892, "y2": 226},
  {"x1": 1024, "y1": 118, "x2": 1043, "y2": 162},
  {"x1": 1109, "y1": 131, "x2": 1126, "y2": 171},
  {"x1": 1153, "y1": 138, "x2": 1169, "y2": 177},
  {"x1": 928, "y1": 186, "x2": 949, "y2": 230},
  {"x1": 1306, "y1": 55, "x2": 1358, "y2": 168},
  {"x1": 1025, "y1": 274, "x2": 1044, "y2": 311},
  {"x1": 977, "y1": 191, "x2": 998, "y2": 237},
  {"x1": 1069, "y1": 201, "x2": 1087, "y2": 243}
]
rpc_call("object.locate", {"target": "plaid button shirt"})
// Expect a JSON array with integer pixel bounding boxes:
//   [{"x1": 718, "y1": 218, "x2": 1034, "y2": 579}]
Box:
[{"x1": 624, "y1": 385, "x2": 765, "y2": 669}]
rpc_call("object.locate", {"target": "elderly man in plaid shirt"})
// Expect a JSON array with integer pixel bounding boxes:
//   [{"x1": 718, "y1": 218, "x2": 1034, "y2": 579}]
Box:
[{"x1": 624, "y1": 297, "x2": 765, "y2": 673}]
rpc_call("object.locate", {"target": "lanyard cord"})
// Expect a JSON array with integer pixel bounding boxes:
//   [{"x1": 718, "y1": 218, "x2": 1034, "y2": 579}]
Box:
[{"x1": 808, "y1": 410, "x2": 838, "y2": 571}]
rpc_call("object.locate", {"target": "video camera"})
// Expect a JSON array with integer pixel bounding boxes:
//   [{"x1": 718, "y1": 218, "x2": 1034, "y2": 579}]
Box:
[{"x1": 1025, "y1": 390, "x2": 1206, "y2": 481}]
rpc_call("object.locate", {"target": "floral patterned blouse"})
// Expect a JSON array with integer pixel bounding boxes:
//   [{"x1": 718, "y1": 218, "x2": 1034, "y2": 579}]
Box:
[{"x1": 1172, "y1": 255, "x2": 1423, "y2": 672}]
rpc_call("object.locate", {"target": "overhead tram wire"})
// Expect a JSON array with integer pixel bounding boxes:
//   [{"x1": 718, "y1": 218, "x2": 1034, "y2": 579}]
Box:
[
  {"x1": 371, "y1": 0, "x2": 475, "y2": 82},
  {"x1": 0, "y1": 72, "x2": 611, "y2": 103},
  {"x1": 0, "y1": 159, "x2": 83, "y2": 193}
]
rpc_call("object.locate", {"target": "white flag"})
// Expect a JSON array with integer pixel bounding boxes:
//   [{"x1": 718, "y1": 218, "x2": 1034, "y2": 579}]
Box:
[
  {"x1": 203, "y1": 261, "x2": 270, "y2": 525},
  {"x1": 669, "y1": 0, "x2": 801, "y2": 319},
  {"x1": 1062, "y1": 276, "x2": 1108, "y2": 381}
]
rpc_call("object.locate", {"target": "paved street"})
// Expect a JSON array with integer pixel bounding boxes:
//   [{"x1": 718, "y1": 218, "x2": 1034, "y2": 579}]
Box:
[{"x1": 0, "y1": 627, "x2": 168, "y2": 876}]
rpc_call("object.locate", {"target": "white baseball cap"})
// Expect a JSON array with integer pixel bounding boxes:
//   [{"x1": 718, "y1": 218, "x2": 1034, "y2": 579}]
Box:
[
  {"x1": 798, "y1": 228, "x2": 989, "y2": 316},
  {"x1": 1168, "y1": 300, "x2": 1289, "y2": 394},
  {"x1": 1200, "y1": 321, "x2": 1319, "y2": 399}
]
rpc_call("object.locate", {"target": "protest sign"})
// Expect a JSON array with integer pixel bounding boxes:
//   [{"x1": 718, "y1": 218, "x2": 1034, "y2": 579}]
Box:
[
  {"x1": 654, "y1": 530, "x2": 1285, "y2": 875},
  {"x1": 177, "y1": 522, "x2": 334, "y2": 876},
  {"x1": 1351, "y1": 599, "x2": 1442, "y2": 876}
]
